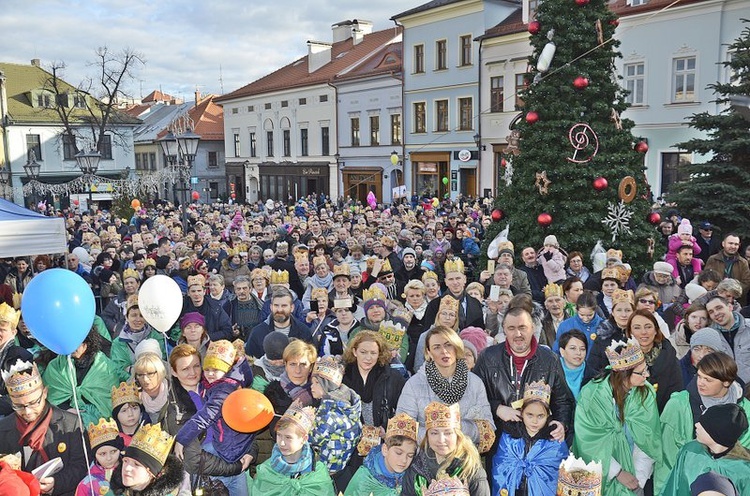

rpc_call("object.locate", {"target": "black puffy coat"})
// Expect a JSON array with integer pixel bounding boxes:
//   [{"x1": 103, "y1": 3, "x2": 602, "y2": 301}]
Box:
[{"x1": 342, "y1": 363, "x2": 406, "y2": 429}]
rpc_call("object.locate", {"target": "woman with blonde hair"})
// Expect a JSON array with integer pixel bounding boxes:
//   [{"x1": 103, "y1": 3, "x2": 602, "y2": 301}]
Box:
[
  {"x1": 403, "y1": 279, "x2": 429, "y2": 372},
  {"x1": 401, "y1": 402, "x2": 490, "y2": 496},
  {"x1": 133, "y1": 351, "x2": 170, "y2": 424},
  {"x1": 421, "y1": 271, "x2": 441, "y2": 302},
  {"x1": 397, "y1": 326, "x2": 495, "y2": 447}
]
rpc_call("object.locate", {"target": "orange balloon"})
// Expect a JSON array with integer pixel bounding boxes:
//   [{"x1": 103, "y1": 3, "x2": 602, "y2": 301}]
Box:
[
  {"x1": 131, "y1": 199, "x2": 141, "y2": 209},
  {"x1": 222, "y1": 388, "x2": 274, "y2": 433}
]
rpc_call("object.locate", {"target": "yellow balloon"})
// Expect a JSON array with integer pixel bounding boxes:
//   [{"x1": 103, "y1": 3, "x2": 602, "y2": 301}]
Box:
[{"x1": 432, "y1": 198, "x2": 439, "y2": 207}]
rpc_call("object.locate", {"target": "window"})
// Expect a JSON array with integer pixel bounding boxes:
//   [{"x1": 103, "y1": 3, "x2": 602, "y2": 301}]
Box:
[
  {"x1": 267, "y1": 131, "x2": 274, "y2": 157},
  {"x1": 281, "y1": 100, "x2": 289, "y2": 108},
  {"x1": 63, "y1": 134, "x2": 76, "y2": 160},
  {"x1": 661, "y1": 152, "x2": 691, "y2": 195},
  {"x1": 283, "y1": 130, "x2": 291, "y2": 156},
  {"x1": 436, "y1": 100, "x2": 449, "y2": 132},
  {"x1": 414, "y1": 45, "x2": 425, "y2": 74},
  {"x1": 36, "y1": 94, "x2": 51, "y2": 108},
  {"x1": 490, "y1": 76, "x2": 504, "y2": 112},
  {"x1": 209, "y1": 182, "x2": 219, "y2": 199},
  {"x1": 26, "y1": 134, "x2": 42, "y2": 161},
  {"x1": 370, "y1": 116, "x2": 380, "y2": 146},
  {"x1": 232, "y1": 108, "x2": 238, "y2": 114},
  {"x1": 351, "y1": 118, "x2": 360, "y2": 146},
  {"x1": 628, "y1": 0, "x2": 647, "y2": 5},
  {"x1": 301, "y1": 129, "x2": 309, "y2": 156},
  {"x1": 624, "y1": 62, "x2": 645, "y2": 105},
  {"x1": 73, "y1": 94, "x2": 86, "y2": 109},
  {"x1": 247, "y1": 105, "x2": 254, "y2": 112},
  {"x1": 99, "y1": 135, "x2": 113, "y2": 159},
  {"x1": 299, "y1": 98, "x2": 307, "y2": 105},
  {"x1": 458, "y1": 98, "x2": 473, "y2": 131},
  {"x1": 264, "y1": 103, "x2": 272, "y2": 110},
  {"x1": 149, "y1": 153, "x2": 156, "y2": 171},
  {"x1": 673, "y1": 56, "x2": 696, "y2": 102},
  {"x1": 515, "y1": 73, "x2": 528, "y2": 109},
  {"x1": 208, "y1": 151, "x2": 218, "y2": 168},
  {"x1": 460, "y1": 35, "x2": 472, "y2": 66},
  {"x1": 321, "y1": 127, "x2": 330, "y2": 156},
  {"x1": 233, "y1": 133, "x2": 241, "y2": 157},
  {"x1": 390, "y1": 114, "x2": 402, "y2": 145},
  {"x1": 143, "y1": 153, "x2": 150, "y2": 171},
  {"x1": 436, "y1": 40, "x2": 447, "y2": 70},
  {"x1": 414, "y1": 102, "x2": 426, "y2": 133},
  {"x1": 320, "y1": 95, "x2": 328, "y2": 103},
  {"x1": 249, "y1": 132, "x2": 257, "y2": 157},
  {"x1": 135, "y1": 153, "x2": 141, "y2": 170}
]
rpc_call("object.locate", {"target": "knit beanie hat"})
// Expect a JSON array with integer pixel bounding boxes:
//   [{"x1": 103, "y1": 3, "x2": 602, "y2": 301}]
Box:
[
  {"x1": 180, "y1": 312, "x2": 205, "y2": 330},
  {"x1": 690, "y1": 471, "x2": 737, "y2": 496},
  {"x1": 678, "y1": 218, "x2": 693, "y2": 235},
  {"x1": 364, "y1": 298, "x2": 387, "y2": 314},
  {"x1": 653, "y1": 261, "x2": 673, "y2": 276},
  {"x1": 134, "y1": 339, "x2": 162, "y2": 361},
  {"x1": 543, "y1": 235, "x2": 559, "y2": 248},
  {"x1": 460, "y1": 327, "x2": 489, "y2": 356},
  {"x1": 263, "y1": 332, "x2": 290, "y2": 361},
  {"x1": 203, "y1": 340, "x2": 236, "y2": 373},
  {"x1": 690, "y1": 328, "x2": 734, "y2": 357},
  {"x1": 698, "y1": 403, "x2": 749, "y2": 449},
  {"x1": 155, "y1": 255, "x2": 170, "y2": 270},
  {"x1": 99, "y1": 268, "x2": 115, "y2": 284}
]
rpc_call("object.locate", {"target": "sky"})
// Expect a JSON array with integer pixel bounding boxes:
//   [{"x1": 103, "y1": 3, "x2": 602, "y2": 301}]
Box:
[{"x1": 2, "y1": 0, "x2": 410, "y2": 102}]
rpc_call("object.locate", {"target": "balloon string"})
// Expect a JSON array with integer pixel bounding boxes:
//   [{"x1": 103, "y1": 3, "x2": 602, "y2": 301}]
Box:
[{"x1": 67, "y1": 354, "x2": 94, "y2": 496}]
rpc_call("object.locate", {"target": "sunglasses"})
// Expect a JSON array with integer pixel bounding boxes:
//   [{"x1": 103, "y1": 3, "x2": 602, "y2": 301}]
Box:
[{"x1": 638, "y1": 299, "x2": 656, "y2": 306}]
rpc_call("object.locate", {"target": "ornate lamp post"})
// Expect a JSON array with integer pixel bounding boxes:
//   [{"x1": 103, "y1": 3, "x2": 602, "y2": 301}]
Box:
[
  {"x1": 75, "y1": 149, "x2": 101, "y2": 212},
  {"x1": 24, "y1": 151, "x2": 42, "y2": 209},
  {"x1": 160, "y1": 129, "x2": 200, "y2": 230}
]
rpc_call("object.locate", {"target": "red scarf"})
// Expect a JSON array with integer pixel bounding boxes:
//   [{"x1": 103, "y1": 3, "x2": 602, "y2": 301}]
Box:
[
  {"x1": 505, "y1": 336, "x2": 539, "y2": 374},
  {"x1": 16, "y1": 404, "x2": 53, "y2": 464}
]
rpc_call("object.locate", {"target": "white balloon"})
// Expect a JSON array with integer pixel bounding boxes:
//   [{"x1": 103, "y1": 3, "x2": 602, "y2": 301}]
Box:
[{"x1": 138, "y1": 275, "x2": 183, "y2": 333}]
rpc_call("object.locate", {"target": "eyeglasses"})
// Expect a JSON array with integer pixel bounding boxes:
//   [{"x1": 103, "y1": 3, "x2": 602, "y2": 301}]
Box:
[
  {"x1": 11, "y1": 394, "x2": 44, "y2": 411},
  {"x1": 632, "y1": 367, "x2": 650, "y2": 377},
  {"x1": 135, "y1": 371, "x2": 158, "y2": 380},
  {"x1": 638, "y1": 299, "x2": 656, "y2": 306}
]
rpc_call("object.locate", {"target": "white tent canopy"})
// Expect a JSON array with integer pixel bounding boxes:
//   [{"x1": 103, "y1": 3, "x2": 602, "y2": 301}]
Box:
[{"x1": 0, "y1": 198, "x2": 67, "y2": 258}]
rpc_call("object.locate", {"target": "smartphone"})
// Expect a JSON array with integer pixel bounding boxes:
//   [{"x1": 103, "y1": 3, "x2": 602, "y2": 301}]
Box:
[
  {"x1": 310, "y1": 300, "x2": 319, "y2": 313},
  {"x1": 487, "y1": 260, "x2": 496, "y2": 274},
  {"x1": 490, "y1": 285, "x2": 501, "y2": 301}
]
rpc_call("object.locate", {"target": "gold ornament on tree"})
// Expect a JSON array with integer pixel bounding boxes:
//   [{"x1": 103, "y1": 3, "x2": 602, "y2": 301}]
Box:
[{"x1": 535, "y1": 171, "x2": 551, "y2": 195}]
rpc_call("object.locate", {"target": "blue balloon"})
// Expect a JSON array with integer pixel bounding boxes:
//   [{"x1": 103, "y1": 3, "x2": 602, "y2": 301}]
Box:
[{"x1": 21, "y1": 268, "x2": 95, "y2": 355}]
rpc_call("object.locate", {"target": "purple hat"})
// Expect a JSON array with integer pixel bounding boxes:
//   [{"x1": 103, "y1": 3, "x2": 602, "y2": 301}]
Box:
[{"x1": 180, "y1": 312, "x2": 205, "y2": 329}]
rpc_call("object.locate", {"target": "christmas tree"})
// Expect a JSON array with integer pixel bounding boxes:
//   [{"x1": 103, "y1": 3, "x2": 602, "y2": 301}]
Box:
[
  {"x1": 481, "y1": 0, "x2": 658, "y2": 277},
  {"x1": 668, "y1": 22, "x2": 750, "y2": 241}
]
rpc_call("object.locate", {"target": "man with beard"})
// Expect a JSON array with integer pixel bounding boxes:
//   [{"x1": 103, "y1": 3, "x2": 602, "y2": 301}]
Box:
[
  {"x1": 230, "y1": 275, "x2": 264, "y2": 340},
  {"x1": 397, "y1": 247, "x2": 422, "y2": 284},
  {"x1": 182, "y1": 274, "x2": 233, "y2": 341},
  {"x1": 706, "y1": 295, "x2": 750, "y2": 383},
  {"x1": 246, "y1": 287, "x2": 314, "y2": 358},
  {"x1": 706, "y1": 234, "x2": 750, "y2": 302}
]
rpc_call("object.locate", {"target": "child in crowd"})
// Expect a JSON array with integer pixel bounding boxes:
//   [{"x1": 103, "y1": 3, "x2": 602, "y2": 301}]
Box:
[
  {"x1": 250, "y1": 400, "x2": 335, "y2": 495},
  {"x1": 666, "y1": 219, "x2": 703, "y2": 281},
  {"x1": 554, "y1": 290, "x2": 603, "y2": 355},
  {"x1": 111, "y1": 381, "x2": 147, "y2": 446},
  {"x1": 345, "y1": 413, "x2": 419, "y2": 495},
  {"x1": 76, "y1": 418, "x2": 124, "y2": 496},
  {"x1": 490, "y1": 380, "x2": 569, "y2": 496}
]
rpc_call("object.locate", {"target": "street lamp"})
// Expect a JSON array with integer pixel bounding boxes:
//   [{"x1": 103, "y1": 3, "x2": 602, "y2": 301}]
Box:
[
  {"x1": 24, "y1": 152, "x2": 41, "y2": 209},
  {"x1": 0, "y1": 167, "x2": 11, "y2": 199},
  {"x1": 159, "y1": 129, "x2": 200, "y2": 231},
  {"x1": 75, "y1": 149, "x2": 101, "y2": 213}
]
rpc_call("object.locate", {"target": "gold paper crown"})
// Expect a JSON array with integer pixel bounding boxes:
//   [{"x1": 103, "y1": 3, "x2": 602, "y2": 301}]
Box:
[
  {"x1": 357, "y1": 424, "x2": 382, "y2": 456},
  {"x1": 601, "y1": 267, "x2": 620, "y2": 281},
  {"x1": 611, "y1": 289, "x2": 635, "y2": 308},
  {"x1": 312, "y1": 256, "x2": 328, "y2": 268},
  {"x1": 204, "y1": 340, "x2": 237, "y2": 373},
  {"x1": 270, "y1": 270, "x2": 289, "y2": 285},
  {"x1": 87, "y1": 418, "x2": 120, "y2": 450},
  {"x1": 424, "y1": 477, "x2": 470, "y2": 496},
  {"x1": 605, "y1": 338, "x2": 645, "y2": 371},
  {"x1": 380, "y1": 258, "x2": 393, "y2": 274},
  {"x1": 128, "y1": 423, "x2": 175, "y2": 470},
  {"x1": 422, "y1": 271, "x2": 439, "y2": 282},
  {"x1": 523, "y1": 380, "x2": 551, "y2": 407},
  {"x1": 144, "y1": 258, "x2": 156, "y2": 267},
  {"x1": 126, "y1": 294, "x2": 139, "y2": 311},
  {"x1": 557, "y1": 455, "x2": 603, "y2": 496},
  {"x1": 111, "y1": 381, "x2": 141, "y2": 409},
  {"x1": 386, "y1": 412, "x2": 418, "y2": 442},
  {"x1": 312, "y1": 355, "x2": 344, "y2": 386},
  {"x1": 311, "y1": 287, "x2": 328, "y2": 300},
  {"x1": 475, "y1": 419, "x2": 496, "y2": 454},
  {"x1": 187, "y1": 274, "x2": 205, "y2": 288},
  {"x1": 439, "y1": 295, "x2": 460, "y2": 314},
  {"x1": 613, "y1": 264, "x2": 631, "y2": 284},
  {"x1": 391, "y1": 306, "x2": 414, "y2": 325},
  {"x1": 251, "y1": 268, "x2": 269, "y2": 280},
  {"x1": 363, "y1": 287, "x2": 386, "y2": 302},
  {"x1": 294, "y1": 251, "x2": 308, "y2": 262},
  {"x1": 333, "y1": 263, "x2": 351, "y2": 278},
  {"x1": 379, "y1": 320, "x2": 406, "y2": 350},
  {"x1": 497, "y1": 240, "x2": 515, "y2": 254},
  {"x1": 281, "y1": 400, "x2": 316, "y2": 433},
  {"x1": 606, "y1": 248, "x2": 623, "y2": 261},
  {"x1": 425, "y1": 402, "x2": 461, "y2": 430},
  {"x1": 543, "y1": 283, "x2": 564, "y2": 299},
  {"x1": 0, "y1": 302, "x2": 20, "y2": 327},
  {"x1": 122, "y1": 268, "x2": 140, "y2": 281},
  {"x1": 1, "y1": 360, "x2": 43, "y2": 399},
  {"x1": 444, "y1": 258, "x2": 465, "y2": 275}
]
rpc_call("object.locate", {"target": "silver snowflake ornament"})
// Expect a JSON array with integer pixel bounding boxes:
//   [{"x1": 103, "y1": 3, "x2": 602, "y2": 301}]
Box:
[{"x1": 601, "y1": 200, "x2": 633, "y2": 242}]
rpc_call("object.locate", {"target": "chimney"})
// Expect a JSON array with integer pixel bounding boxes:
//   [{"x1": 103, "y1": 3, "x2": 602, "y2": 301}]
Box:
[
  {"x1": 307, "y1": 41, "x2": 332, "y2": 74},
  {"x1": 30, "y1": 58, "x2": 41, "y2": 67},
  {"x1": 332, "y1": 20, "x2": 353, "y2": 43},
  {"x1": 195, "y1": 90, "x2": 201, "y2": 105}
]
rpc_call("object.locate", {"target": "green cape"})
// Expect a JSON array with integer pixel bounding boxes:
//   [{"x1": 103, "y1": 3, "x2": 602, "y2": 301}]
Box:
[
  {"x1": 659, "y1": 441, "x2": 750, "y2": 495},
  {"x1": 345, "y1": 465, "x2": 400, "y2": 496},
  {"x1": 249, "y1": 458, "x2": 336, "y2": 496}
]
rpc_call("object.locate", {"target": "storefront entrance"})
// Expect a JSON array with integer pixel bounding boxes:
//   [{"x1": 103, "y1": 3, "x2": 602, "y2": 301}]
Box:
[
  {"x1": 412, "y1": 152, "x2": 450, "y2": 198},
  {"x1": 342, "y1": 168, "x2": 382, "y2": 204}
]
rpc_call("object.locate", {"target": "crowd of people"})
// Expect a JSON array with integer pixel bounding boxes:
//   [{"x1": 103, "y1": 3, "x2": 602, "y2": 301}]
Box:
[{"x1": 0, "y1": 194, "x2": 749, "y2": 495}]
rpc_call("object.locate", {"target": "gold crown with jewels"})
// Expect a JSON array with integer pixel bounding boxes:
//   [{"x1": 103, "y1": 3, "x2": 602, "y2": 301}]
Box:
[
  {"x1": 122, "y1": 268, "x2": 140, "y2": 281},
  {"x1": 333, "y1": 263, "x2": 351, "y2": 278},
  {"x1": 424, "y1": 401, "x2": 461, "y2": 430},
  {"x1": 386, "y1": 413, "x2": 418, "y2": 442},
  {"x1": 87, "y1": 418, "x2": 120, "y2": 450},
  {"x1": 439, "y1": 295, "x2": 460, "y2": 314},
  {"x1": 611, "y1": 289, "x2": 635, "y2": 308},
  {"x1": 379, "y1": 320, "x2": 406, "y2": 351},
  {"x1": 128, "y1": 423, "x2": 175, "y2": 470},
  {"x1": 270, "y1": 270, "x2": 289, "y2": 285},
  {"x1": 544, "y1": 283, "x2": 564, "y2": 299},
  {"x1": 605, "y1": 338, "x2": 644, "y2": 372},
  {"x1": 111, "y1": 381, "x2": 141, "y2": 409},
  {"x1": 557, "y1": 454, "x2": 602, "y2": 496},
  {"x1": 281, "y1": 400, "x2": 316, "y2": 434},
  {"x1": 312, "y1": 256, "x2": 328, "y2": 268},
  {"x1": 523, "y1": 380, "x2": 551, "y2": 407},
  {"x1": 1, "y1": 360, "x2": 43, "y2": 399},
  {"x1": 312, "y1": 355, "x2": 344, "y2": 386},
  {"x1": 422, "y1": 271, "x2": 439, "y2": 282},
  {"x1": 424, "y1": 477, "x2": 470, "y2": 496},
  {"x1": 444, "y1": 258, "x2": 465, "y2": 275}
]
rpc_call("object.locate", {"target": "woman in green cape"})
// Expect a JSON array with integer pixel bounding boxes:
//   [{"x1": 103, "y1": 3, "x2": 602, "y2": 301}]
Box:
[{"x1": 573, "y1": 337, "x2": 661, "y2": 495}]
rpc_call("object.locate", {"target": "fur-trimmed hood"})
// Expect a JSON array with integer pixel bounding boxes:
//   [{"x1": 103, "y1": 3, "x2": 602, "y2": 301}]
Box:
[{"x1": 119, "y1": 454, "x2": 183, "y2": 496}]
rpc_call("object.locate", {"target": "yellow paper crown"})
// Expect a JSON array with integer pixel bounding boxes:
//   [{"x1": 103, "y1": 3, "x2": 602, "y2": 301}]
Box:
[
  {"x1": 605, "y1": 338, "x2": 645, "y2": 371},
  {"x1": 294, "y1": 251, "x2": 308, "y2": 262},
  {"x1": 144, "y1": 258, "x2": 156, "y2": 267},
  {"x1": 391, "y1": 306, "x2": 414, "y2": 325},
  {"x1": 126, "y1": 294, "x2": 139, "y2": 311},
  {"x1": 613, "y1": 264, "x2": 631, "y2": 284},
  {"x1": 380, "y1": 258, "x2": 393, "y2": 274},
  {"x1": 204, "y1": 340, "x2": 237, "y2": 373},
  {"x1": 386, "y1": 412, "x2": 418, "y2": 442},
  {"x1": 270, "y1": 270, "x2": 289, "y2": 285},
  {"x1": 424, "y1": 401, "x2": 461, "y2": 430},
  {"x1": 523, "y1": 380, "x2": 551, "y2": 407},
  {"x1": 111, "y1": 381, "x2": 141, "y2": 409},
  {"x1": 444, "y1": 258, "x2": 465, "y2": 275},
  {"x1": 557, "y1": 454, "x2": 603, "y2": 496},
  {"x1": 0, "y1": 302, "x2": 20, "y2": 328},
  {"x1": 250, "y1": 268, "x2": 269, "y2": 281},
  {"x1": 87, "y1": 418, "x2": 120, "y2": 450},
  {"x1": 497, "y1": 240, "x2": 515, "y2": 254},
  {"x1": 611, "y1": 289, "x2": 635, "y2": 308},
  {"x1": 128, "y1": 423, "x2": 175, "y2": 470},
  {"x1": 312, "y1": 355, "x2": 344, "y2": 386},
  {"x1": 122, "y1": 268, "x2": 140, "y2": 281},
  {"x1": 439, "y1": 295, "x2": 460, "y2": 314},
  {"x1": 606, "y1": 248, "x2": 623, "y2": 261},
  {"x1": 311, "y1": 287, "x2": 329, "y2": 300},
  {"x1": 333, "y1": 263, "x2": 351, "y2": 278},
  {"x1": 543, "y1": 283, "x2": 564, "y2": 299},
  {"x1": 363, "y1": 287, "x2": 386, "y2": 302},
  {"x1": 312, "y1": 256, "x2": 328, "y2": 268},
  {"x1": 424, "y1": 477, "x2": 470, "y2": 496},
  {"x1": 379, "y1": 320, "x2": 406, "y2": 350},
  {"x1": 357, "y1": 424, "x2": 382, "y2": 457},
  {"x1": 1, "y1": 360, "x2": 43, "y2": 399},
  {"x1": 422, "y1": 271, "x2": 439, "y2": 282},
  {"x1": 601, "y1": 267, "x2": 620, "y2": 282},
  {"x1": 187, "y1": 274, "x2": 205, "y2": 288}
]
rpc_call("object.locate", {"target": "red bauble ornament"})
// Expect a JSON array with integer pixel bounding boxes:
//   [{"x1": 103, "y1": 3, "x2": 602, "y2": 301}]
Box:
[
  {"x1": 528, "y1": 21, "x2": 541, "y2": 34},
  {"x1": 610, "y1": 18, "x2": 620, "y2": 27},
  {"x1": 500, "y1": 158, "x2": 508, "y2": 167},
  {"x1": 491, "y1": 209, "x2": 504, "y2": 222},
  {"x1": 575, "y1": 0, "x2": 590, "y2": 5},
  {"x1": 593, "y1": 177, "x2": 608, "y2": 191},
  {"x1": 191, "y1": 191, "x2": 200, "y2": 201},
  {"x1": 635, "y1": 141, "x2": 649, "y2": 153},
  {"x1": 231, "y1": 193, "x2": 236, "y2": 199},
  {"x1": 573, "y1": 76, "x2": 589, "y2": 89},
  {"x1": 648, "y1": 212, "x2": 661, "y2": 225},
  {"x1": 537, "y1": 212, "x2": 553, "y2": 227},
  {"x1": 526, "y1": 111, "x2": 539, "y2": 124}
]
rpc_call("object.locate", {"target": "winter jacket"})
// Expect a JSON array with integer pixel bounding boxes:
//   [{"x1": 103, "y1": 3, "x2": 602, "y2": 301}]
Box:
[
  {"x1": 114, "y1": 454, "x2": 183, "y2": 496},
  {"x1": 705, "y1": 252, "x2": 750, "y2": 299},
  {"x1": 646, "y1": 339, "x2": 684, "y2": 413},
  {"x1": 246, "y1": 315, "x2": 314, "y2": 358},
  {"x1": 343, "y1": 363, "x2": 406, "y2": 430},
  {"x1": 182, "y1": 296, "x2": 233, "y2": 342},
  {"x1": 553, "y1": 312, "x2": 604, "y2": 354},
  {"x1": 308, "y1": 387, "x2": 362, "y2": 474},
  {"x1": 537, "y1": 248, "x2": 566, "y2": 283},
  {"x1": 586, "y1": 319, "x2": 626, "y2": 377},
  {"x1": 219, "y1": 258, "x2": 252, "y2": 289},
  {"x1": 642, "y1": 271, "x2": 682, "y2": 309},
  {"x1": 518, "y1": 264, "x2": 547, "y2": 303},
  {"x1": 110, "y1": 325, "x2": 168, "y2": 383},
  {"x1": 711, "y1": 312, "x2": 750, "y2": 384}
]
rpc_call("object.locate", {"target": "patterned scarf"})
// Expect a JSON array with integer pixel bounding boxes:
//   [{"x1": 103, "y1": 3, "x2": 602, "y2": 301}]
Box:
[
  {"x1": 364, "y1": 446, "x2": 401, "y2": 489},
  {"x1": 280, "y1": 372, "x2": 314, "y2": 405},
  {"x1": 268, "y1": 443, "x2": 313, "y2": 476},
  {"x1": 424, "y1": 358, "x2": 468, "y2": 405},
  {"x1": 643, "y1": 341, "x2": 662, "y2": 367}
]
